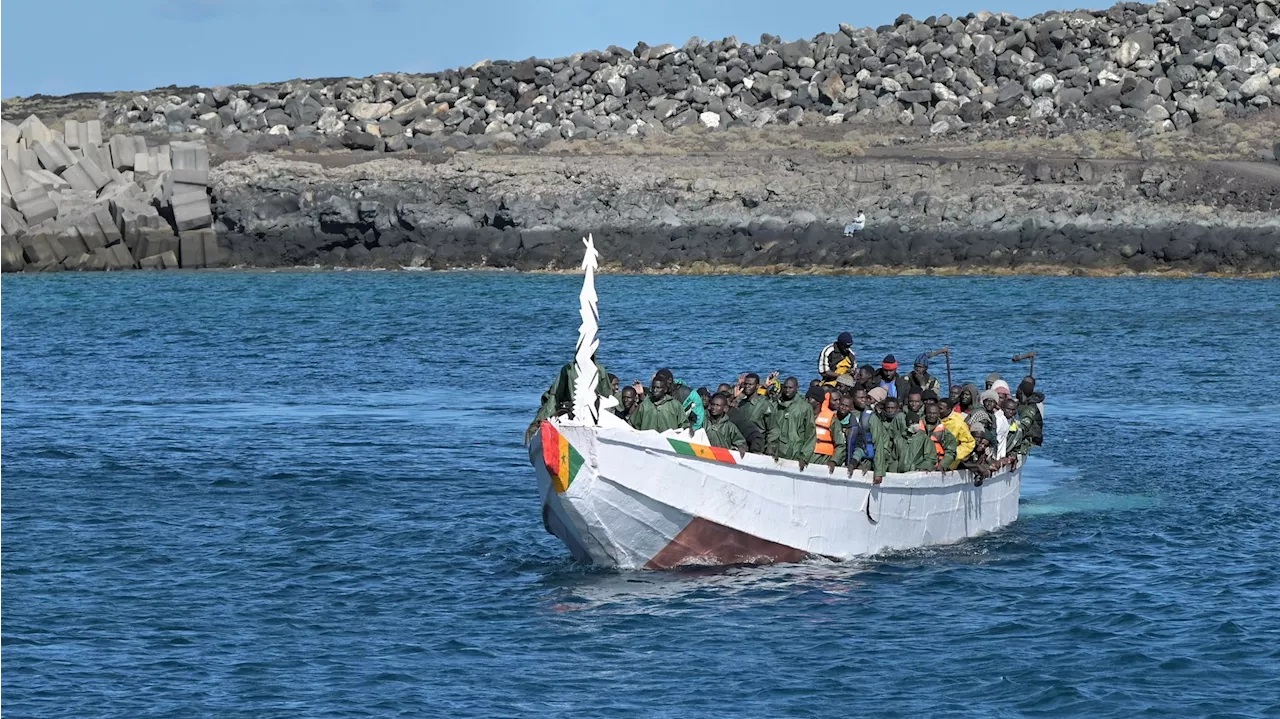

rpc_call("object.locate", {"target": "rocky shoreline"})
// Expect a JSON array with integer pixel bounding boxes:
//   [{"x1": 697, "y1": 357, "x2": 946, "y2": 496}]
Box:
[{"x1": 3, "y1": 0, "x2": 1280, "y2": 275}]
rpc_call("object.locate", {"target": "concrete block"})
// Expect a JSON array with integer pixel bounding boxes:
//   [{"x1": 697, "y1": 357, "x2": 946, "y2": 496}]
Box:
[
  {"x1": 1, "y1": 120, "x2": 20, "y2": 150},
  {"x1": 169, "y1": 167, "x2": 209, "y2": 186},
  {"x1": 63, "y1": 252, "x2": 94, "y2": 271},
  {"x1": 132, "y1": 136, "x2": 147, "y2": 159},
  {"x1": 14, "y1": 187, "x2": 57, "y2": 224},
  {"x1": 173, "y1": 195, "x2": 212, "y2": 231},
  {"x1": 33, "y1": 141, "x2": 70, "y2": 173},
  {"x1": 86, "y1": 120, "x2": 102, "y2": 146},
  {"x1": 76, "y1": 156, "x2": 110, "y2": 190},
  {"x1": 60, "y1": 163, "x2": 97, "y2": 193},
  {"x1": 93, "y1": 206, "x2": 123, "y2": 246},
  {"x1": 170, "y1": 141, "x2": 209, "y2": 171},
  {"x1": 154, "y1": 145, "x2": 171, "y2": 172},
  {"x1": 92, "y1": 246, "x2": 113, "y2": 270},
  {"x1": 21, "y1": 233, "x2": 60, "y2": 264},
  {"x1": 2, "y1": 205, "x2": 27, "y2": 236},
  {"x1": 24, "y1": 169, "x2": 69, "y2": 191},
  {"x1": 55, "y1": 227, "x2": 90, "y2": 258},
  {"x1": 181, "y1": 227, "x2": 222, "y2": 267},
  {"x1": 179, "y1": 232, "x2": 205, "y2": 268},
  {"x1": 65, "y1": 120, "x2": 81, "y2": 149},
  {"x1": 82, "y1": 144, "x2": 110, "y2": 175},
  {"x1": 2, "y1": 235, "x2": 26, "y2": 272},
  {"x1": 134, "y1": 152, "x2": 153, "y2": 175},
  {"x1": 109, "y1": 135, "x2": 135, "y2": 170},
  {"x1": 107, "y1": 242, "x2": 135, "y2": 270},
  {"x1": 18, "y1": 115, "x2": 52, "y2": 146},
  {"x1": 18, "y1": 148, "x2": 39, "y2": 173},
  {"x1": 74, "y1": 215, "x2": 107, "y2": 250},
  {"x1": 139, "y1": 254, "x2": 165, "y2": 269},
  {"x1": 0, "y1": 158, "x2": 24, "y2": 194}
]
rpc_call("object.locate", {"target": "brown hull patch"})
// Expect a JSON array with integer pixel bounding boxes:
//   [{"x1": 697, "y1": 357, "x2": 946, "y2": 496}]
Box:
[{"x1": 645, "y1": 517, "x2": 810, "y2": 569}]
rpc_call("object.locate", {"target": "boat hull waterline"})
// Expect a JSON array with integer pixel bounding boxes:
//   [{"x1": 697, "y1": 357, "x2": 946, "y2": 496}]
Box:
[{"x1": 531, "y1": 420, "x2": 1022, "y2": 570}]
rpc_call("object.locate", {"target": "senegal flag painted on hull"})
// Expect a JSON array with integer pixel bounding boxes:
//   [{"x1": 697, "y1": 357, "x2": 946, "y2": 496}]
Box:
[
  {"x1": 541, "y1": 421, "x2": 584, "y2": 493},
  {"x1": 668, "y1": 438, "x2": 737, "y2": 464}
]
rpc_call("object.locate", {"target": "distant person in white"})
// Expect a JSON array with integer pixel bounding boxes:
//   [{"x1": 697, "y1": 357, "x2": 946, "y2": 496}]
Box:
[{"x1": 843, "y1": 211, "x2": 866, "y2": 237}]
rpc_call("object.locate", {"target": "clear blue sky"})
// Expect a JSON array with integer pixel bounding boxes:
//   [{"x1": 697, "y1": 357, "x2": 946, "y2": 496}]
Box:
[{"x1": 2, "y1": 0, "x2": 1072, "y2": 98}]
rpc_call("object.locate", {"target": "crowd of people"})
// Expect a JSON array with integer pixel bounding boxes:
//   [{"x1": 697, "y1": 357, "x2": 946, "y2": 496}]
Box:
[{"x1": 534, "y1": 332, "x2": 1045, "y2": 486}]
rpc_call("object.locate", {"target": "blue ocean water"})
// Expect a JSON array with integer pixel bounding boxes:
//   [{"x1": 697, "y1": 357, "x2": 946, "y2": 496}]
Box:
[{"x1": 3, "y1": 270, "x2": 1279, "y2": 718}]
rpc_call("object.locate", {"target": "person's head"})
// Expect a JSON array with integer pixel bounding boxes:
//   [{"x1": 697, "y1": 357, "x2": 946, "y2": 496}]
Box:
[
  {"x1": 697, "y1": 387, "x2": 711, "y2": 404},
  {"x1": 809, "y1": 378, "x2": 822, "y2": 390},
  {"x1": 1017, "y1": 376, "x2": 1036, "y2": 400},
  {"x1": 649, "y1": 376, "x2": 669, "y2": 401},
  {"x1": 880, "y1": 355, "x2": 899, "y2": 379},
  {"x1": 958, "y1": 385, "x2": 975, "y2": 409},
  {"x1": 857, "y1": 364, "x2": 875, "y2": 383},
  {"x1": 717, "y1": 383, "x2": 734, "y2": 396},
  {"x1": 837, "y1": 393, "x2": 854, "y2": 418},
  {"x1": 993, "y1": 379, "x2": 1011, "y2": 399},
  {"x1": 975, "y1": 431, "x2": 991, "y2": 453},
  {"x1": 608, "y1": 373, "x2": 619, "y2": 394},
  {"x1": 907, "y1": 390, "x2": 924, "y2": 414},
  {"x1": 742, "y1": 373, "x2": 760, "y2": 396},
  {"x1": 806, "y1": 387, "x2": 826, "y2": 412},
  {"x1": 836, "y1": 331, "x2": 853, "y2": 351},
  {"x1": 655, "y1": 368, "x2": 674, "y2": 385},
  {"x1": 621, "y1": 386, "x2": 638, "y2": 409},
  {"x1": 985, "y1": 372, "x2": 1001, "y2": 390},
  {"x1": 851, "y1": 387, "x2": 869, "y2": 411},
  {"x1": 835, "y1": 373, "x2": 856, "y2": 391},
  {"x1": 913, "y1": 353, "x2": 929, "y2": 374},
  {"x1": 709, "y1": 393, "x2": 729, "y2": 418},
  {"x1": 924, "y1": 400, "x2": 942, "y2": 424},
  {"x1": 981, "y1": 389, "x2": 999, "y2": 413},
  {"x1": 880, "y1": 396, "x2": 899, "y2": 419},
  {"x1": 1001, "y1": 397, "x2": 1018, "y2": 419},
  {"x1": 781, "y1": 376, "x2": 799, "y2": 400}
]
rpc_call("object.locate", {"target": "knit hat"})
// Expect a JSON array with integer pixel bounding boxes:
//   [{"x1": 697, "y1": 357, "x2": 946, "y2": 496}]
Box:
[
  {"x1": 914, "y1": 353, "x2": 929, "y2": 369},
  {"x1": 980, "y1": 389, "x2": 1000, "y2": 405},
  {"x1": 868, "y1": 387, "x2": 888, "y2": 403},
  {"x1": 835, "y1": 374, "x2": 856, "y2": 387},
  {"x1": 992, "y1": 379, "x2": 1011, "y2": 397},
  {"x1": 881, "y1": 355, "x2": 898, "y2": 371},
  {"x1": 837, "y1": 331, "x2": 853, "y2": 346}
]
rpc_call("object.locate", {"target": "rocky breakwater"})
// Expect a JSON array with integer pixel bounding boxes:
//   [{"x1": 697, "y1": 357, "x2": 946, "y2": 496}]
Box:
[
  {"x1": 71, "y1": 0, "x2": 1280, "y2": 150},
  {"x1": 208, "y1": 150, "x2": 1280, "y2": 274},
  {"x1": 0, "y1": 116, "x2": 220, "y2": 272}
]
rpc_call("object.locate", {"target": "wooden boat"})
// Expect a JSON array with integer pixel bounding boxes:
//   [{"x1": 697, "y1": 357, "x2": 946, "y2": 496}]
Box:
[{"x1": 529, "y1": 236, "x2": 1022, "y2": 570}]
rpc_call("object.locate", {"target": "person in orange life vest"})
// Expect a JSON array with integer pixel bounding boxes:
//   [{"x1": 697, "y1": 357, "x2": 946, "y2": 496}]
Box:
[
  {"x1": 903, "y1": 399, "x2": 959, "y2": 471},
  {"x1": 940, "y1": 386, "x2": 977, "y2": 468},
  {"x1": 807, "y1": 386, "x2": 846, "y2": 470}
]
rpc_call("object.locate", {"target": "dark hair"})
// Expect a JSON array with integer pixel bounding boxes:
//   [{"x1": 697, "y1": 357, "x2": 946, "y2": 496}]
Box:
[
  {"x1": 711, "y1": 392, "x2": 730, "y2": 404},
  {"x1": 744, "y1": 372, "x2": 760, "y2": 382},
  {"x1": 883, "y1": 396, "x2": 900, "y2": 406},
  {"x1": 655, "y1": 368, "x2": 674, "y2": 382},
  {"x1": 608, "y1": 373, "x2": 618, "y2": 382}
]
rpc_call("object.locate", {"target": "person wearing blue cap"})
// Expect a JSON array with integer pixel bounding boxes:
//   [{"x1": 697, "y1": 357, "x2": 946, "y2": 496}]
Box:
[
  {"x1": 818, "y1": 332, "x2": 857, "y2": 386},
  {"x1": 907, "y1": 353, "x2": 942, "y2": 396}
]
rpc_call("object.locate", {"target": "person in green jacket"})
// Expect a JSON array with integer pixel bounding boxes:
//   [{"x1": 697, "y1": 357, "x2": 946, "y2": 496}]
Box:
[
  {"x1": 535, "y1": 356, "x2": 612, "y2": 422},
  {"x1": 869, "y1": 395, "x2": 910, "y2": 482},
  {"x1": 770, "y1": 377, "x2": 817, "y2": 467},
  {"x1": 672, "y1": 376, "x2": 706, "y2": 431},
  {"x1": 704, "y1": 393, "x2": 747, "y2": 455},
  {"x1": 901, "y1": 400, "x2": 959, "y2": 471},
  {"x1": 1001, "y1": 397, "x2": 1033, "y2": 459},
  {"x1": 735, "y1": 373, "x2": 775, "y2": 452},
  {"x1": 628, "y1": 374, "x2": 687, "y2": 432}
]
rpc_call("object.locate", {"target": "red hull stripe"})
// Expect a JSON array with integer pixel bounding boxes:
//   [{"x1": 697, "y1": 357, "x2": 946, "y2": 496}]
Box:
[
  {"x1": 645, "y1": 517, "x2": 810, "y2": 569},
  {"x1": 668, "y1": 438, "x2": 737, "y2": 464}
]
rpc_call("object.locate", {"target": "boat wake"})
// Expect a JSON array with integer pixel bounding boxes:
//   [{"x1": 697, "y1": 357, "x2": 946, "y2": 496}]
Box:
[{"x1": 1019, "y1": 455, "x2": 1156, "y2": 517}]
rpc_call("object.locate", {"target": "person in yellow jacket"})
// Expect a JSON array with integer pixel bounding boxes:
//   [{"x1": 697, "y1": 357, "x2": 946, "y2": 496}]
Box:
[{"x1": 935, "y1": 389, "x2": 976, "y2": 468}]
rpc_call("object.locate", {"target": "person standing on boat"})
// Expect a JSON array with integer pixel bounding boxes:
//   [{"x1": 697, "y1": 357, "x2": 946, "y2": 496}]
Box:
[
  {"x1": 818, "y1": 332, "x2": 857, "y2": 385},
  {"x1": 769, "y1": 377, "x2": 817, "y2": 468},
  {"x1": 628, "y1": 373, "x2": 687, "y2": 432},
  {"x1": 999, "y1": 397, "x2": 1032, "y2": 463},
  {"x1": 735, "y1": 373, "x2": 775, "y2": 452},
  {"x1": 705, "y1": 394, "x2": 748, "y2": 455},
  {"x1": 939, "y1": 390, "x2": 976, "y2": 469},
  {"x1": 877, "y1": 355, "x2": 911, "y2": 399},
  {"x1": 1016, "y1": 377, "x2": 1045, "y2": 448},
  {"x1": 809, "y1": 388, "x2": 845, "y2": 470},
  {"x1": 907, "y1": 354, "x2": 941, "y2": 395},
  {"x1": 902, "y1": 400, "x2": 958, "y2": 471},
  {"x1": 534, "y1": 354, "x2": 613, "y2": 423},
  {"x1": 903, "y1": 389, "x2": 926, "y2": 424},
  {"x1": 981, "y1": 389, "x2": 1008, "y2": 457}
]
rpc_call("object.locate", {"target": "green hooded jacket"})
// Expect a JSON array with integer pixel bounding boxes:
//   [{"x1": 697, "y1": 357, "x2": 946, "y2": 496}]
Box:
[
  {"x1": 770, "y1": 396, "x2": 816, "y2": 461},
  {"x1": 535, "y1": 361, "x2": 612, "y2": 422},
  {"x1": 737, "y1": 393, "x2": 775, "y2": 444},
  {"x1": 629, "y1": 394, "x2": 687, "y2": 432},
  {"x1": 704, "y1": 415, "x2": 747, "y2": 452},
  {"x1": 867, "y1": 412, "x2": 909, "y2": 477},
  {"x1": 900, "y1": 419, "x2": 959, "y2": 471}
]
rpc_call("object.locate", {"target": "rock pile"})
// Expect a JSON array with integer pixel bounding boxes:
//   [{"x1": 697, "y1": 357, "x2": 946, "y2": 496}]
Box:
[
  {"x1": 1, "y1": 116, "x2": 219, "y2": 272},
  {"x1": 83, "y1": 0, "x2": 1280, "y2": 151}
]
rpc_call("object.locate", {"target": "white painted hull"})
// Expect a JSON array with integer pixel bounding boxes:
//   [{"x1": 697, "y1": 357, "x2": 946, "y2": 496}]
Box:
[{"x1": 531, "y1": 419, "x2": 1022, "y2": 570}]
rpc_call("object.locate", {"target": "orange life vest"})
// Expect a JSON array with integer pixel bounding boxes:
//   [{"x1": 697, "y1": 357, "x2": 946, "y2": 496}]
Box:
[
  {"x1": 917, "y1": 420, "x2": 948, "y2": 462},
  {"x1": 815, "y1": 396, "x2": 837, "y2": 456}
]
